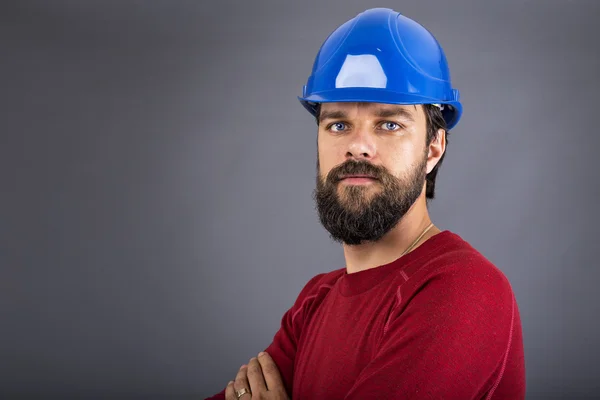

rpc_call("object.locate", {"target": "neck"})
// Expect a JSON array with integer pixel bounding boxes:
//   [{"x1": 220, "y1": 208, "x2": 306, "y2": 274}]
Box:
[{"x1": 342, "y1": 195, "x2": 440, "y2": 274}]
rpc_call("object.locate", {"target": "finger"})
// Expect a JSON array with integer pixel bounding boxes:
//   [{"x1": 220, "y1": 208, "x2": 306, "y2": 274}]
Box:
[
  {"x1": 246, "y1": 357, "x2": 267, "y2": 393},
  {"x1": 225, "y1": 380, "x2": 236, "y2": 400},
  {"x1": 234, "y1": 365, "x2": 252, "y2": 398},
  {"x1": 257, "y1": 352, "x2": 285, "y2": 390}
]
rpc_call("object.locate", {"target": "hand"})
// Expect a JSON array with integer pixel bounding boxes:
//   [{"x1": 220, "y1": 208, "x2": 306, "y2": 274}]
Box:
[{"x1": 225, "y1": 352, "x2": 289, "y2": 400}]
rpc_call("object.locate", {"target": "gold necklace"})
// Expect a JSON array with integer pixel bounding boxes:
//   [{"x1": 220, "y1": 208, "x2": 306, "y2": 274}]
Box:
[{"x1": 400, "y1": 222, "x2": 434, "y2": 257}]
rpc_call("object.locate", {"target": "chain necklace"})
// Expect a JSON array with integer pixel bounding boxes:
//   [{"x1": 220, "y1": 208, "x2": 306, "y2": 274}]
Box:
[{"x1": 399, "y1": 222, "x2": 435, "y2": 257}]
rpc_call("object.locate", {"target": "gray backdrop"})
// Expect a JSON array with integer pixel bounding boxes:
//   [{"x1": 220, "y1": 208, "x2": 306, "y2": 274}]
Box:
[{"x1": 1, "y1": 0, "x2": 599, "y2": 399}]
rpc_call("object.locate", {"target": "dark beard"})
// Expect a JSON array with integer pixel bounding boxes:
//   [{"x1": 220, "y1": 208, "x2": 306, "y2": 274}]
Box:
[{"x1": 313, "y1": 156, "x2": 427, "y2": 245}]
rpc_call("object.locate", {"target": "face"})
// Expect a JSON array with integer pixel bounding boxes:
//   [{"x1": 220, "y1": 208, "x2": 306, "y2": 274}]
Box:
[{"x1": 313, "y1": 102, "x2": 444, "y2": 245}]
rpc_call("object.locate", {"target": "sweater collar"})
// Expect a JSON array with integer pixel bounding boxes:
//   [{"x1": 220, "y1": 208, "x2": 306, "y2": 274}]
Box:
[{"x1": 337, "y1": 230, "x2": 454, "y2": 296}]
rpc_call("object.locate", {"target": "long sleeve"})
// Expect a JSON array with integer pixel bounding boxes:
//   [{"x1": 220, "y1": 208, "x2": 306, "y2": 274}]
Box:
[
  {"x1": 343, "y1": 262, "x2": 526, "y2": 400},
  {"x1": 204, "y1": 273, "x2": 330, "y2": 399}
]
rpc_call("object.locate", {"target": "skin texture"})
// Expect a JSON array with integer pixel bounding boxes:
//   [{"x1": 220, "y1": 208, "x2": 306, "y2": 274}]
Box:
[{"x1": 226, "y1": 102, "x2": 447, "y2": 396}]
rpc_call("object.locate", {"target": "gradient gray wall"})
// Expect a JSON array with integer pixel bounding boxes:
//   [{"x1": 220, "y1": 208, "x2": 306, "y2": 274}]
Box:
[{"x1": 1, "y1": 1, "x2": 599, "y2": 398}]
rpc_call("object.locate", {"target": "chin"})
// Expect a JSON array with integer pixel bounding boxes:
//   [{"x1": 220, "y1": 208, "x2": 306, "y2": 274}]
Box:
[
  {"x1": 339, "y1": 193, "x2": 379, "y2": 211},
  {"x1": 338, "y1": 184, "x2": 380, "y2": 198}
]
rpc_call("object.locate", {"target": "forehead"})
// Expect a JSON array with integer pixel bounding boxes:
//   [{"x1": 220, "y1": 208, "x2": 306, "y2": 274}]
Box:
[{"x1": 318, "y1": 102, "x2": 422, "y2": 120}]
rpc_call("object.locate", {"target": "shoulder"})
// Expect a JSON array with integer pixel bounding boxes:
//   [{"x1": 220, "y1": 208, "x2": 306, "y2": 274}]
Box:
[
  {"x1": 284, "y1": 268, "x2": 344, "y2": 328},
  {"x1": 414, "y1": 231, "x2": 512, "y2": 286},
  {"x1": 403, "y1": 231, "x2": 516, "y2": 316},
  {"x1": 295, "y1": 268, "x2": 345, "y2": 301}
]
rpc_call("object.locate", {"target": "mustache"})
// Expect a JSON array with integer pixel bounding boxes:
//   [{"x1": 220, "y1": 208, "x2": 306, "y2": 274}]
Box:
[{"x1": 327, "y1": 160, "x2": 388, "y2": 182}]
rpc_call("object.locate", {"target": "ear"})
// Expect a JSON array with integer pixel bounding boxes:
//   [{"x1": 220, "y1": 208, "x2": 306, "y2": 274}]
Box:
[{"x1": 426, "y1": 128, "x2": 446, "y2": 174}]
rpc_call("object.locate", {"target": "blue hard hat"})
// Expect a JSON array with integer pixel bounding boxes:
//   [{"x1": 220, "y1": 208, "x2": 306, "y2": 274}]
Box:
[{"x1": 298, "y1": 8, "x2": 463, "y2": 130}]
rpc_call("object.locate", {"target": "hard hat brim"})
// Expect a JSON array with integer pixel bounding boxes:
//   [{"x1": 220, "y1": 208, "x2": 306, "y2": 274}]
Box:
[{"x1": 298, "y1": 88, "x2": 462, "y2": 130}]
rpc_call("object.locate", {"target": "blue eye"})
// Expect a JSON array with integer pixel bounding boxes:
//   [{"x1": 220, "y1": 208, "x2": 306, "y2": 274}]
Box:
[
  {"x1": 329, "y1": 122, "x2": 347, "y2": 132},
  {"x1": 381, "y1": 122, "x2": 401, "y2": 131}
]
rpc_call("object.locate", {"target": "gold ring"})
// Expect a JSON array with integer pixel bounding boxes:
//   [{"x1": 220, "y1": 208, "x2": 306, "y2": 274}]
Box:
[{"x1": 235, "y1": 387, "x2": 251, "y2": 399}]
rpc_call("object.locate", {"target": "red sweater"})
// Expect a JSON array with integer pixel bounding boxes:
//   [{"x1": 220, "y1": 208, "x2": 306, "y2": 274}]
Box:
[{"x1": 206, "y1": 231, "x2": 525, "y2": 399}]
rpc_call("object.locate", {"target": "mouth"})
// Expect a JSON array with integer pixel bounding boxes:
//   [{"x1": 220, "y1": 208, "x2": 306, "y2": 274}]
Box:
[
  {"x1": 340, "y1": 174, "x2": 377, "y2": 179},
  {"x1": 338, "y1": 175, "x2": 378, "y2": 184}
]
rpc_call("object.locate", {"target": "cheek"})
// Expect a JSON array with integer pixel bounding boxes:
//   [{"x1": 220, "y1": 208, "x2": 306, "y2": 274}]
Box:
[
  {"x1": 381, "y1": 145, "x2": 415, "y2": 176},
  {"x1": 317, "y1": 139, "x2": 342, "y2": 176},
  {"x1": 318, "y1": 154, "x2": 335, "y2": 179}
]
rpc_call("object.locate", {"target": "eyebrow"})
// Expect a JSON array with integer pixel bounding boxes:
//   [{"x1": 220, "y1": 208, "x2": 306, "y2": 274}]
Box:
[
  {"x1": 374, "y1": 108, "x2": 415, "y2": 121},
  {"x1": 318, "y1": 107, "x2": 415, "y2": 123},
  {"x1": 318, "y1": 110, "x2": 347, "y2": 123}
]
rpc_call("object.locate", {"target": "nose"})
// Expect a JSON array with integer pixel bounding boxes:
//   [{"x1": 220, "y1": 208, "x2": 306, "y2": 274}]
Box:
[{"x1": 346, "y1": 127, "x2": 376, "y2": 161}]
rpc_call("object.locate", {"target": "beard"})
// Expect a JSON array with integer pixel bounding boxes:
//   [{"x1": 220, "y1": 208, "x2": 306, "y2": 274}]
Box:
[{"x1": 313, "y1": 154, "x2": 428, "y2": 246}]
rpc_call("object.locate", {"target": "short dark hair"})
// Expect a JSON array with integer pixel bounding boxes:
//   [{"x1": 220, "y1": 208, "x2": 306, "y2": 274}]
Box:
[
  {"x1": 422, "y1": 104, "x2": 448, "y2": 201},
  {"x1": 314, "y1": 103, "x2": 449, "y2": 200}
]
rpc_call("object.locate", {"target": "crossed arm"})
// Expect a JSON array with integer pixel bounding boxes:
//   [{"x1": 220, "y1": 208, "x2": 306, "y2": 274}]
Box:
[
  {"x1": 208, "y1": 266, "x2": 524, "y2": 399},
  {"x1": 221, "y1": 352, "x2": 288, "y2": 400}
]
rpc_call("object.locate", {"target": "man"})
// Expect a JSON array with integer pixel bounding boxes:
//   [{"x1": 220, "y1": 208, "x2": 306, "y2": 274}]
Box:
[{"x1": 207, "y1": 7, "x2": 525, "y2": 400}]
